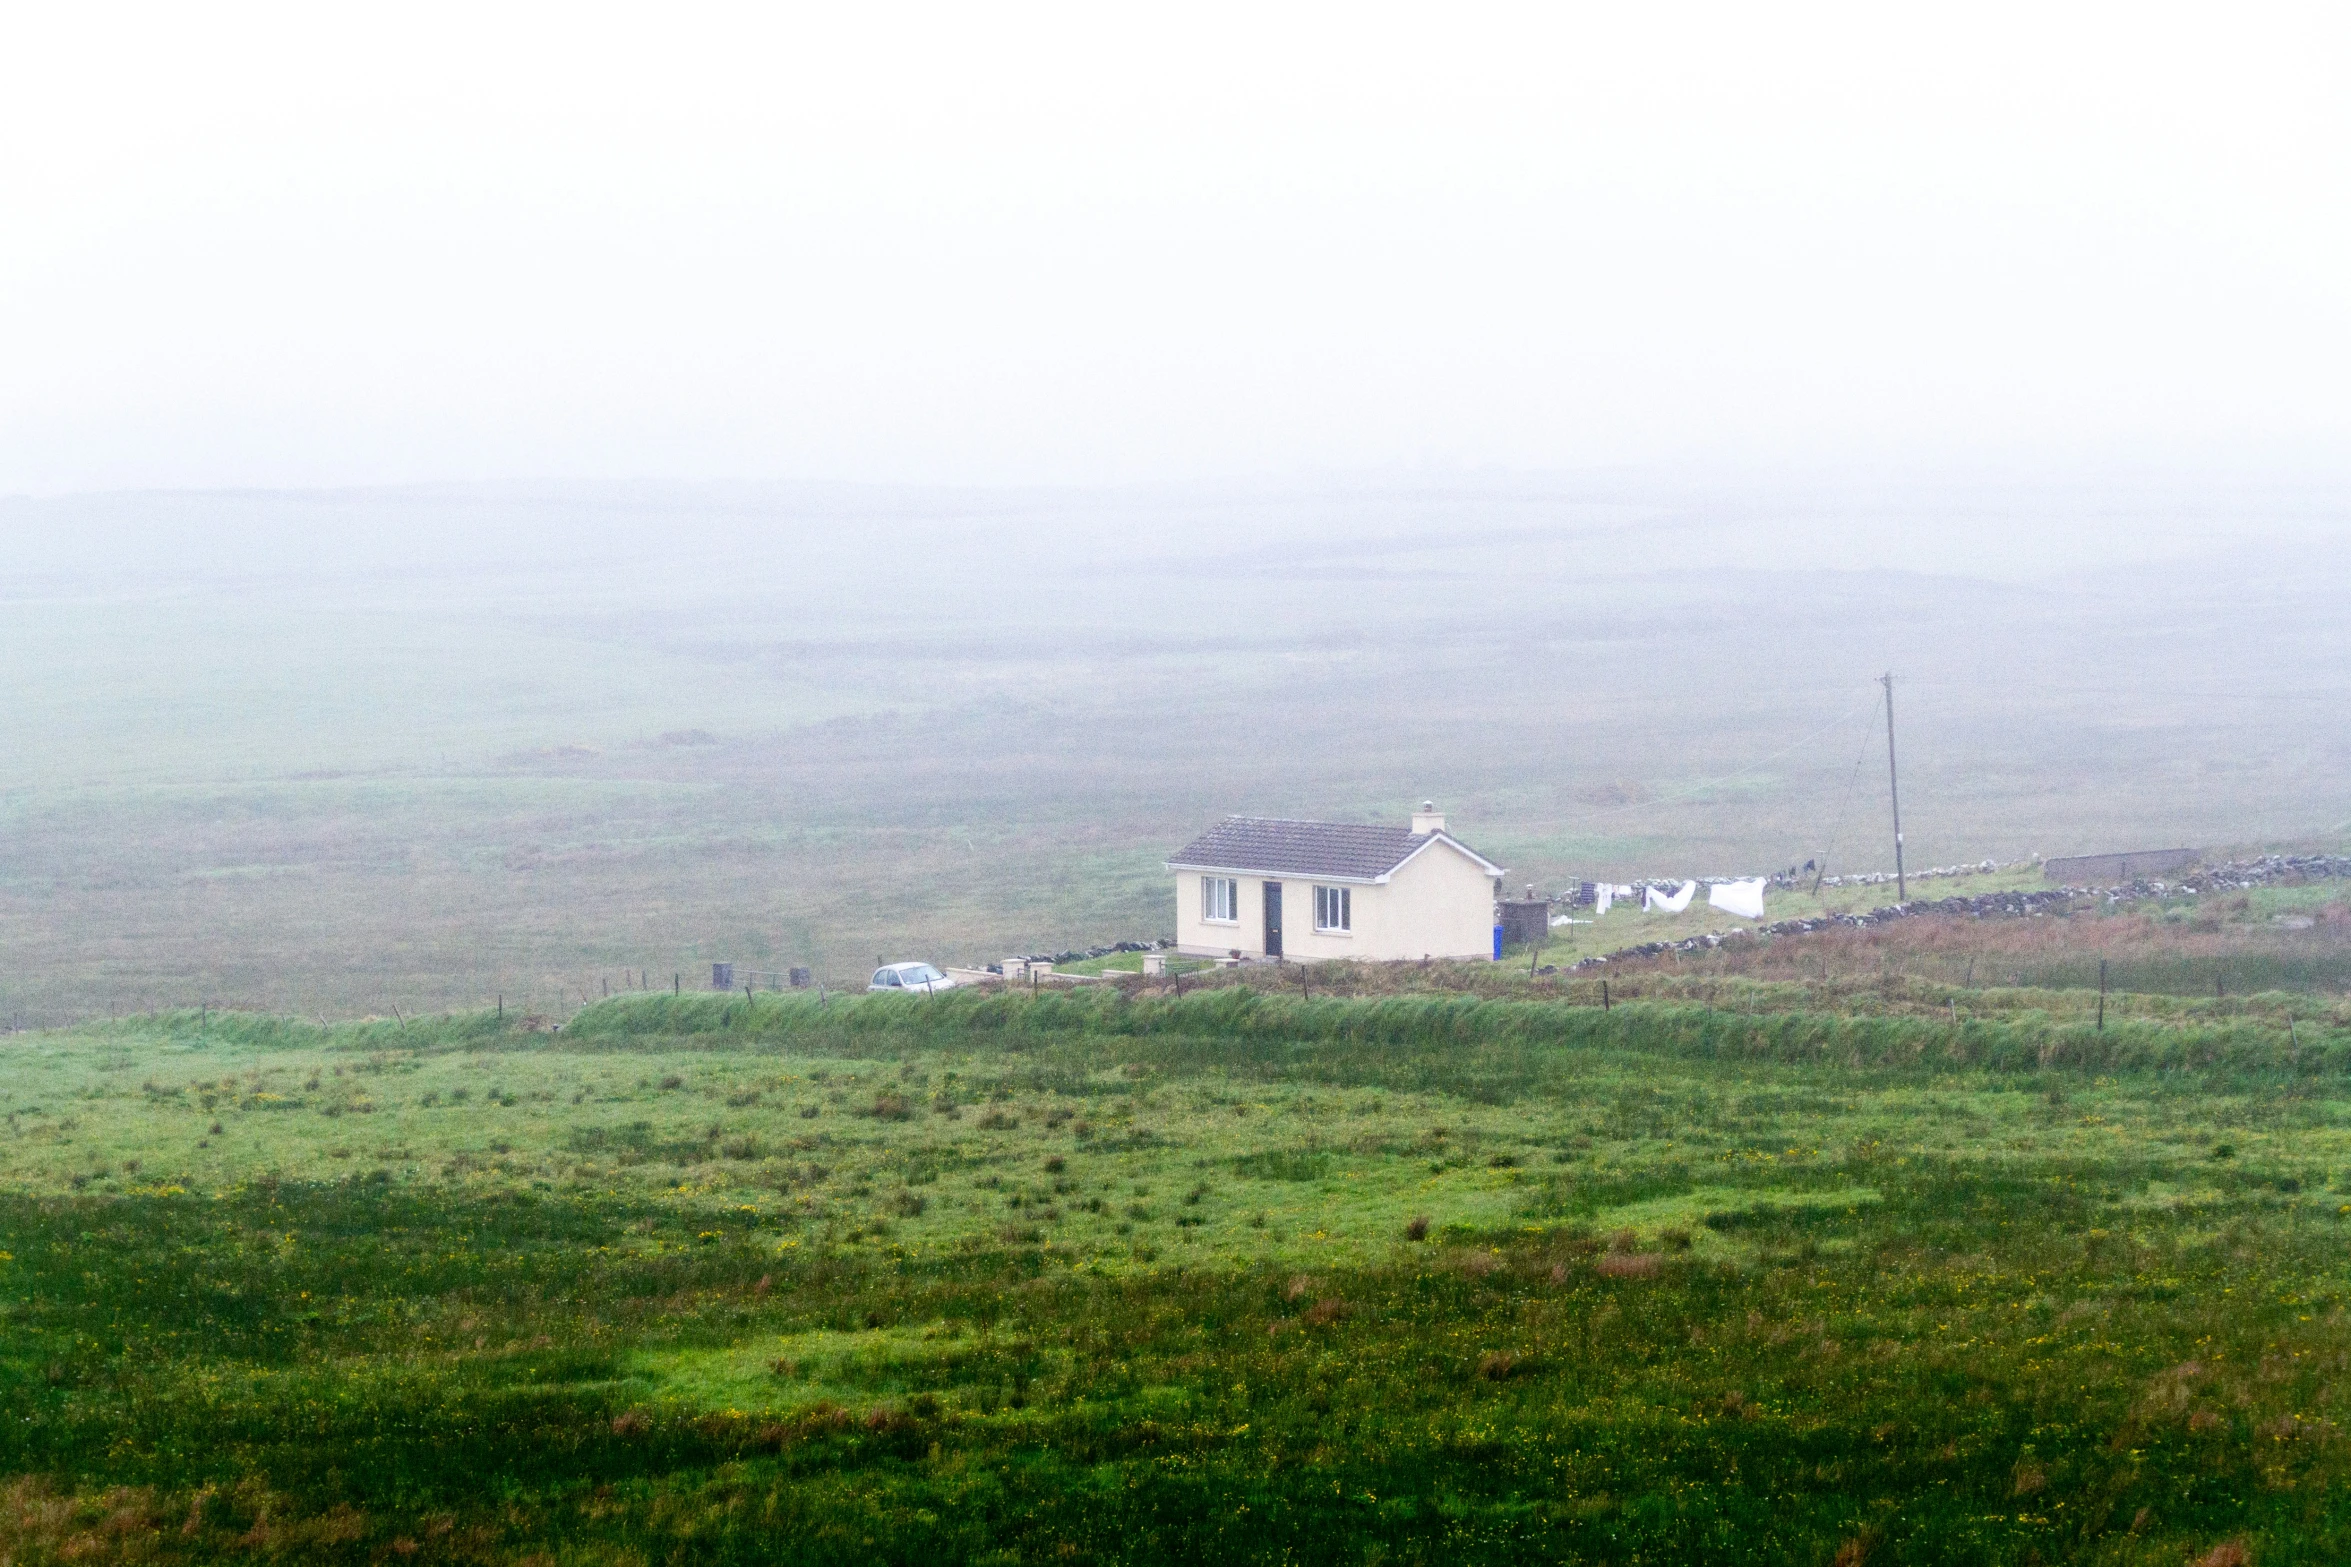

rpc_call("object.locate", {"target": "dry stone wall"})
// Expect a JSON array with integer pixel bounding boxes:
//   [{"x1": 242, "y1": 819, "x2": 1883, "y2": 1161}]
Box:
[{"x1": 1570, "y1": 854, "x2": 2351, "y2": 971}]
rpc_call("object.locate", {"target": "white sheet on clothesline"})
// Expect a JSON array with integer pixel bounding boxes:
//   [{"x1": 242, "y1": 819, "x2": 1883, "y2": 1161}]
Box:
[
  {"x1": 1593, "y1": 882, "x2": 1636, "y2": 916},
  {"x1": 1644, "y1": 880, "x2": 1697, "y2": 914},
  {"x1": 1707, "y1": 877, "x2": 1767, "y2": 920}
]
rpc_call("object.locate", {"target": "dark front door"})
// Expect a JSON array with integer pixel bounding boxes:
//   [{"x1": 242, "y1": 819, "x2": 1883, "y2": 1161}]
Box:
[{"x1": 1262, "y1": 881, "x2": 1283, "y2": 958}]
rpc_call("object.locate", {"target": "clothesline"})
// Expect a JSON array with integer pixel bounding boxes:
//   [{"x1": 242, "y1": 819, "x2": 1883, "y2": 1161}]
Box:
[
  {"x1": 1566, "y1": 875, "x2": 1770, "y2": 923},
  {"x1": 1556, "y1": 692, "x2": 1880, "y2": 826}
]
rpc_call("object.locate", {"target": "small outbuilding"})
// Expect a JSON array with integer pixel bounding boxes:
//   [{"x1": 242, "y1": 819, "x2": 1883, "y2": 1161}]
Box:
[{"x1": 1166, "y1": 802, "x2": 1506, "y2": 962}]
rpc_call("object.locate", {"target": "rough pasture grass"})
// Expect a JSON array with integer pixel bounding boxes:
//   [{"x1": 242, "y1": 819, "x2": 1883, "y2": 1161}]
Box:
[
  {"x1": 4, "y1": 1000, "x2": 2350, "y2": 1562},
  {"x1": 566, "y1": 984, "x2": 2351, "y2": 1079}
]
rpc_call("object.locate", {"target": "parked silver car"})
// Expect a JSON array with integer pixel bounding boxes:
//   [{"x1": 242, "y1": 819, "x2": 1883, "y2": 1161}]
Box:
[{"x1": 868, "y1": 961, "x2": 954, "y2": 994}]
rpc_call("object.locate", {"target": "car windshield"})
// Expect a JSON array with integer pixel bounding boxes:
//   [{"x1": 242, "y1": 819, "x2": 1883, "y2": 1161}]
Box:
[{"x1": 898, "y1": 964, "x2": 943, "y2": 983}]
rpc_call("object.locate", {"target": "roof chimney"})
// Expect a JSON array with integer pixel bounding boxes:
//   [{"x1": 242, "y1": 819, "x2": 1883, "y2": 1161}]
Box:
[{"x1": 1410, "y1": 800, "x2": 1445, "y2": 835}]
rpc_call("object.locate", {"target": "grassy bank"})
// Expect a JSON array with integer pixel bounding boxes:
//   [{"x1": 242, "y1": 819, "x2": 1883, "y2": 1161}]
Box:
[{"x1": 107, "y1": 983, "x2": 2343, "y2": 1081}]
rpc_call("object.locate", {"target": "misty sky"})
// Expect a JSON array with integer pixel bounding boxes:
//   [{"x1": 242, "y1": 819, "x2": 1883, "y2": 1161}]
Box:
[{"x1": 4, "y1": 3, "x2": 2347, "y2": 492}]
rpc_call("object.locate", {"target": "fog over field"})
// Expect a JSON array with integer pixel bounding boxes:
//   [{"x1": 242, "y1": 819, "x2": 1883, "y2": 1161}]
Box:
[
  {"x1": 4, "y1": 7, "x2": 2348, "y2": 1023},
  {"x1": 3, "y1": 466, "x2": 2343, "y2": 1022}
]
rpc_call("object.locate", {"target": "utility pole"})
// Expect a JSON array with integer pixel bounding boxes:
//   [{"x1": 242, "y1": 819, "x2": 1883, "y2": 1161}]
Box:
[{"x1": 1881, "y1": 672, "x2": 1906, "y2": 903}]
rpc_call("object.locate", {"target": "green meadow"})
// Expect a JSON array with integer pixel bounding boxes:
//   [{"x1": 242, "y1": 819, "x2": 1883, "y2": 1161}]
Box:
[{"x1": 5, "y1": 989, "x2": 2349, "y2": 1563}]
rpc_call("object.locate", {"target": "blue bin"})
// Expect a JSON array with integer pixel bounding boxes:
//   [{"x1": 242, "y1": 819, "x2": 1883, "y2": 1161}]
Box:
[{"x1": 1491, "y1": 925, "x2": 1504, "y2": 962}]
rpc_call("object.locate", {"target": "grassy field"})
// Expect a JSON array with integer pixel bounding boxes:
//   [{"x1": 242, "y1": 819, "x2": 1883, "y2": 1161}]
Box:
[
  {"x1": 5, "y1": 986, "x2": 2349, "y2": 1563},
  {"x1": 4, "y1": 479, "x2": 2347, "y2": 1558}
]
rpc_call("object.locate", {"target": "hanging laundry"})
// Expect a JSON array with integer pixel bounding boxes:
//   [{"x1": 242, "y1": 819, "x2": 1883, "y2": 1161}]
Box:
[
  {"x1": 1592, "y1": 883, "x2": 1636, "y2": 917},
  {"x1": 1644, "y1": 880, "x2": 1697, "y2": 914},
  {"x1": 1707, "y1": 878, "x2": 1767, "y2": 920}
]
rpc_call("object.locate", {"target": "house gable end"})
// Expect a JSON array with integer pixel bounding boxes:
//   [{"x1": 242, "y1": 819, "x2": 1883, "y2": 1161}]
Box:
[{"x1": 1377, "y1": 830, "x2": 1506, "y2": 883}]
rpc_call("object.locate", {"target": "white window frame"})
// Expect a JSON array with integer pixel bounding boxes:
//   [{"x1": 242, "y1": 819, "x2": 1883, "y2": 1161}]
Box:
[
  {"x1": 1314, "y1": 884, "x2": 1351, "y2": 933},
  {"x1": 1201, "y1": 875, "x2": 1238, "y2": 924}
]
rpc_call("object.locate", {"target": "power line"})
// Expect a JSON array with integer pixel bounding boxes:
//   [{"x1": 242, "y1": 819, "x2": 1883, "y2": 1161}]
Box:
[
  {"x1": 1812, "y1": 699, "x2": 1882, "y2": 888},
  {"x1": 1894, "y1": 680, "x2": 2351, "y2": 702},
  {"x1": 1881, "y1": 672, "x2": 1906, "y2": 902},
  {"x1": 1558, "y1": 689, "x2": 1882, "y2": 827}
]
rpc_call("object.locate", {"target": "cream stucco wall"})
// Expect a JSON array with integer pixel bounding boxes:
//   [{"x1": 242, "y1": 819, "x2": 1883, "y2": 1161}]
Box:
[
  {"x1": 1172, "y1": 838, "x2": 1498, "y2": 962},
  {"x1": 1374, "y1": 842, "x2": 1504, "y2": 959},
  {"x1": 1174, "y1": 869, "x2": 1263, "y2": 958}
]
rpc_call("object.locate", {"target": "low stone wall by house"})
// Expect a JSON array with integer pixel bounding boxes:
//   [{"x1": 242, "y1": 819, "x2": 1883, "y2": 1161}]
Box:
[{"x1": 2042, "y1": 849, "x2": 2200, "y2": 884}]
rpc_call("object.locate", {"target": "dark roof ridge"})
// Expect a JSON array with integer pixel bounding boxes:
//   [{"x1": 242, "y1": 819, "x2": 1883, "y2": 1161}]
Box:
[{"x1": 1167, "y1": 814, "x2": 1504, "y2": 882}]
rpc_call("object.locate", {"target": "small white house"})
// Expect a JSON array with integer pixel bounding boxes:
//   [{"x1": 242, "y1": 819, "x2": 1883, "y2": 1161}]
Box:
[{"x1": 1166, "y1": 802, "x2": 1506, "y2": 962}]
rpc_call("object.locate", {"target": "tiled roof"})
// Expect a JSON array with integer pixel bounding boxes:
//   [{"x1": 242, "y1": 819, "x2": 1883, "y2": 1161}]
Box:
[{"x1": 1168, "y1": 817, "x2": 1490, "y2": 881}]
